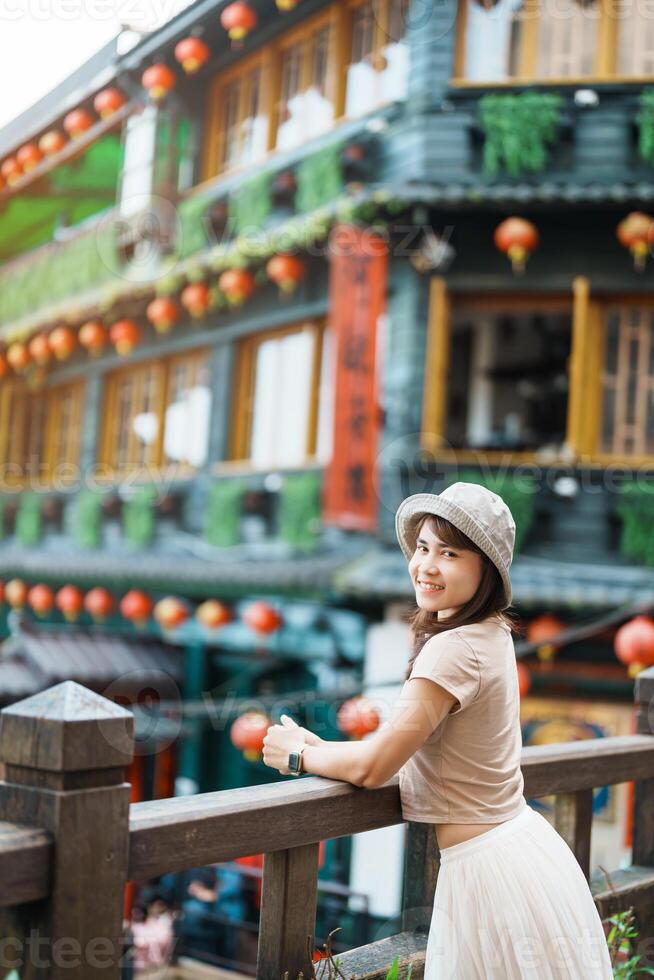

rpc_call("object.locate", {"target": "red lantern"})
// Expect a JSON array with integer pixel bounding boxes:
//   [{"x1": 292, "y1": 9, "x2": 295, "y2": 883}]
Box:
[
  {"x1": 337, "y1": 696, "x2": 380, "y2": 740},
  {"x1": 242, "y1": 600, "x2": 283, "y2": 635},
  {"x1": 266, "y1": 254, "x2": 306, "y2": 295},
  {"x1": 615, "y1": 616, "x2": 654, "y2": 678},
  {"x1": 220, "y1": 2, "x2": 258, "y2": 43},
  {"x1": 84, "y1": 587, "x2": 115, "y2": 622},
  {"x1": 196, "y1": 599, "x2": 232, "y2": 630},
  {"x1": 617, "y1": 212, "x2": 654, "y2": 272},
  {"x1": 49, "y1": 325, "x2": 77, "y2": 362},
  {"x1": 494, "y1": 217, "x2": 539, "y2": 274},
  {"x1": 79, "y1": 320, "x2": 108, "y2": 357},
  {"x1": 0, "y1": 582, "x2": 4, "y2": 604},
  {"x1": 63, "y1": 108, "x2": 94, "y2": 139},
  {"x1": 146, "y1": 297, "x2": 181, "y2": 333},
  {"x1": 218, "y1": 268, "x2": 256, "y2": 306},
  {"x1": 7, "y1": 343, "x2": 31, "y2": 374},
  {"x1": 28, "y1": 583, "x2": 55, "y2": 618},
  {"x1": 174, "y1": 37, "x2": 210, "y2": 74},
  {"x1": 181, "y1": 283, "x2": 210, "y2": 318},
  {"x1": 39, "y1": 130, "x2": 67, "y2": 156},
  {"x1": 517, "y1": 661, "x2": 531, "y2": 698},
  {"x1": 28, "y1": 334, "x2": 52, "y2": 367},
  {"x1": 154, "y1": 596, "x2": 190, "y2": 630},
  {"x1": 120, "y1": 590, "x2": 153, "y2": 628},
  {"x1": 527, "y1": 613, "x2": 565, "y2": 663},
  {"x1": 110, "y1": 319, "x2": 141, "y2": 356},
  {"x1": 142, "y1": 64, "x2": 176, "y2": 102},
  {"x1": 6, "y1": 578, "x2": 28, "y2": 609},
  {"x1": 55, "y1": 584, "x2": 84, "y2": 622},
  {"x1": 1, "y1": 158, "x2": 22, "y2": 187},
  {"x1": 0, "y1": 353, "x2": 9, "y2": 378},
  {"x1": 93, "y1": 87, "x2": 126, "y2": 119},
  {"x1": 230, "y1": 711, "x2": 270, "y2": 761},
  {"x1": 17, "y1": 143, "x2": 43, "y2": 173}
]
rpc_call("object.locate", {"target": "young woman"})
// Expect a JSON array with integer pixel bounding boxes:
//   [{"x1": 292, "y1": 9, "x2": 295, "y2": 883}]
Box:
[{"x1": 262, "y1": 482, "x2": 613, "y2": 978}]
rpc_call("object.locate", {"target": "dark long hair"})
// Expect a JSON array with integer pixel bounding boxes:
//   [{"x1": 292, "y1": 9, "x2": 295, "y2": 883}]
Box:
[{"x1": 403, "y1": 513, "x2": 523, "y2": 680}]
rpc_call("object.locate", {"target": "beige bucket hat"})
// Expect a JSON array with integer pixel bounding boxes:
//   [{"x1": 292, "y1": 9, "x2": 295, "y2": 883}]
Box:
[{"x1": 395, "y1": 482, "x2": 516, "y2": 606}]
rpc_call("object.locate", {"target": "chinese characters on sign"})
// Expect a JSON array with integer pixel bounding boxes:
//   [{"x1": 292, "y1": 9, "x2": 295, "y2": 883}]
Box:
[{"x1": 323, "y1": 224, "x2": 388, "y2": 532}]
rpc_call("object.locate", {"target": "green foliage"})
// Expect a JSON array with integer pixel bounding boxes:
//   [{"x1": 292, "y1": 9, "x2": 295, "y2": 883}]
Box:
[
  {"x1": 479, "y1": 92, "x2": 564, "y2": 178},
  {"x1": 177, "y1": 194, "x2": 214, "y2": 260},
  {"x1": 122, "y1": 486, "x2": 157, "y2": 549},
  {"x1": 616, "y1": 481, "x2": 654, "y2": 566},
  {"x1": 607, "y1": 907, "x2": 654, "y2": 976},
  {"x1": 15, "y1": 493, "x2": 42, "y2": 547},
  {"x1": 279, "y1": 471, "x2": 322, "y2": 552},
  {"x1": 455, "y1": 470, "x2": 536, "y2": 554},
  {"x1": 74, "y1": 490, "x2": 103, "y2": 550},
  {"x1": 637, "y1": 89, "x2": 654, "y2": 166},
  {"x1": 205, "y1": 479, "x2": 247, "y2": 547},
  {"x1": 295, "y1": 143, "x2": 344, "y2": 213},
  {"x1": 228, "y1": 172, "x2": 273, "y2": 236}
]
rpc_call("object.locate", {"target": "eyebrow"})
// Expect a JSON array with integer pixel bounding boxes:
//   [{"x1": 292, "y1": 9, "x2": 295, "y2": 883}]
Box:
[{"x1": 416, "y1": 536, "x2": 456, "y2": 549}]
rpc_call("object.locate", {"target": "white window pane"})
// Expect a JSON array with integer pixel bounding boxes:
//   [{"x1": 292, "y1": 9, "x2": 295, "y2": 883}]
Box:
[
  {"x1": 316, "y1": 328, "x2": 334, "y2": 463},
  {"x1": 380, "y1": 41, "x2": 409, "y2": 102},
  {"x1": 463, "y1": 0, "x2": 524, "y2": 81},
  {"x1": 251, "y1": 340, "x2": 280, "y2": 466},
  {"x1": 132, "y1": 411, "x2": 158, "y2": 446},
  {"x1": 304, "y1": 86, "x2": 335, "y2": 139},
  {"x1": 120, "y1": 107, "x2": 157, "y2": 217},
  {"x1": 345, "y1": 61, "x2": 379, "y2": 117},
  {"x1": 276, "y1": 330, "x2": 314, "y2": 466}
]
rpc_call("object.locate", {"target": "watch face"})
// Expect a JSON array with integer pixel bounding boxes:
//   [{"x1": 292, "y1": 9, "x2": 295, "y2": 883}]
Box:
[{"x1": 288, "y1": 751, "x2": 300, "y2": 773}]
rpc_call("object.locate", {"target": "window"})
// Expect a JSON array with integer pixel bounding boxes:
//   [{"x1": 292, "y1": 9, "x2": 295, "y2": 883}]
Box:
[
  {"x1": 205, "y1": 54, "x2": 269, "y2": 174},
  {"x1": 101, "y1": 350, "x2": 212, "y2": 474},
  {"x1": 0, "y1": 381, "x2": 84, "y2": 486},
  {"x1": 230, "y1": 321, "x2": 332, "y2": 467},
  {"x1": 345, "y1": 0, "x2": 410, "y2": 116},
  {"x1": 276, "y1": 14, "x2": 338, "y2": 151},
  {"x1": 119, "y1": 106, "x2": 158, "y2": 218},
  {"x1": 600, "y1": 308, "x2": 654, "y2": 457}
]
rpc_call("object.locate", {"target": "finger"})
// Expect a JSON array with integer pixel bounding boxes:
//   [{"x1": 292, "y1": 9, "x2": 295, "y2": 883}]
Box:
[{"x1": 280, "y1": 715, "x2": 299, "y2": 727}]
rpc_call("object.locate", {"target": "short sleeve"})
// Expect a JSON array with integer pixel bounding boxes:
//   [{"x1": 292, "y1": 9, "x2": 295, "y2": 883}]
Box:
[{"x1": 408, "y1": 631, "x2": 481, "y2": 714}]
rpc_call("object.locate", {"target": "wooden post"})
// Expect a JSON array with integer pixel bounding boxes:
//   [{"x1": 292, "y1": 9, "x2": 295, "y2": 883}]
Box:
[
  {"x1": 257, "y1": 842, "x2": 320, "y2": 980},
  {"x1": 0, "y1": 681, "x2": 134, "y2": 979},
  {"x1": 633, "y1": 666, "x2": 654, "y2": 968},
  {"x1": 401, "y1": 823, "x2": 440, "y2": 935},
  {"x1": 553, "y1": 789, "x2": 593, "y2": 881}
]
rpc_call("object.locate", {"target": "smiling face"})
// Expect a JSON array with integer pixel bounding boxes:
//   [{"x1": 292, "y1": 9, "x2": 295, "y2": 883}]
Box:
[{"x1": 408, "y1": 515, "x2": 485, "y2": 621}]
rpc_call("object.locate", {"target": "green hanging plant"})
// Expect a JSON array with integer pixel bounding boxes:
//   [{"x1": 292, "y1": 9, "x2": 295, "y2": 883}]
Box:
[
  {"x1": 205, "y1": 479, "x2": 248, "y2": 547},
  {"x1": 228, "y1": 172, "x2": 273, "y2": 237},
  {"x1": 615, "y1": 481, "x2": 654, "y2": 566},
  {"x1": 74, "y1": 490, "x2": 104, "y2": 550},
  {"x1": 15, "y1": 493, "x2": 42, "y2": 547},
  {"x1": 295, "y1": 142, "x2": 344, "y2": 213},
  {"x1": 478, "y1": 93, "x2": 564, "y2": 178},
  {"x1": 278, "y1": 471, "x2": 322, "y2": 552},
  {"x1": 637, "y1": 89, "x2": 654, "y2": 166},
  {"x1": 123, "y1": 486, "x2": 157, "y2": 549},
  {"x1": 455, "y1": 470, "x2": 536, "y2": 554}
]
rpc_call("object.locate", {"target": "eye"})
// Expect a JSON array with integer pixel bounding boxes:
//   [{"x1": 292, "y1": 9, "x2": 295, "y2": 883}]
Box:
[{"x1": 443, "y1": 550, "x2": 457, "y2": 558}]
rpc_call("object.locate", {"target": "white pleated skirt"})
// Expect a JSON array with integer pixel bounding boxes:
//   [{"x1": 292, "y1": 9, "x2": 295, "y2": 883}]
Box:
[{"x1": 424, "y1": 803, "x2": 613, "y2": 979}]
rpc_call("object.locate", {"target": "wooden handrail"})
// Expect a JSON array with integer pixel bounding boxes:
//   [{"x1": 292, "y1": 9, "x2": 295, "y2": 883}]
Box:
[{"x1": 0, "y1": 822, "x2": 52, "y2": 907}]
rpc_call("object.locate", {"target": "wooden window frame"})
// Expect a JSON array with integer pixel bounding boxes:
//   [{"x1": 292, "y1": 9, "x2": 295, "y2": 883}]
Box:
[{"x1": 229, "y1": 319, "x2": 326, "y2": 466}]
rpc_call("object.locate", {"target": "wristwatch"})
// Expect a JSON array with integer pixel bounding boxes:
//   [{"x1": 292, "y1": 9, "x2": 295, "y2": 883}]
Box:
[{"x1": 287, "y1": 747, "x2": 305, "y2": 776}]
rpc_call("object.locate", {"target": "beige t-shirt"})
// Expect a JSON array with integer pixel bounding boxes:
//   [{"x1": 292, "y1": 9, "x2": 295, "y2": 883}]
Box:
[{"x1": 398, "y1": 614, "x2": 526, "y2": 824}]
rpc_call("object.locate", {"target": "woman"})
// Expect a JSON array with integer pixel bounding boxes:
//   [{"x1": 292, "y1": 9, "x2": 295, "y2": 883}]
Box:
[{"x1": 262, "y1": 482, "x2": 613, "y2": 978}]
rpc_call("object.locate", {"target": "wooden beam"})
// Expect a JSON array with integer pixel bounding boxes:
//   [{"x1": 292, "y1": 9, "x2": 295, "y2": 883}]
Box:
[{"x1": 421, "y1": 276, "x2": 451, "y2": 453}]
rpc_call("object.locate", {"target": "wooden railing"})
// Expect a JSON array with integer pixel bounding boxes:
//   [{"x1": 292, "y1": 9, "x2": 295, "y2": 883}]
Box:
[{"x1": 1, "y1": 670, "x2": 654, "y2": 979}]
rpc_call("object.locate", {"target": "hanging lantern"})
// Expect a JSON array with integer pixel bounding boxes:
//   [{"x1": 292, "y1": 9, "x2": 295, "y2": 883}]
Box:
[
  {"x1": 218, "y1": 268, "x2": 256, "y2": 306},
  {"x1": 614, "y1": 615, "x2": 654, "y2": 678},
  {"x1": 337, "y1": 696, "x2": 380, "y2": 740},
  {"x1": 16, "y1": 143, "x2": 43, "y2": 173},
  {"x1": 517, "y1": 661, "x2": 532, "y2": 698},
  {"x1": 110, "y1": 319, "x2": 141, "y2": 356},
  {"x1": 174, "y1": 37, "x2": 211, "y2": 74},
  {"x1": 154, "y1": 596, "x2": 190, "y2": 630},
  {"x1": 63, "y1": 108, "x2": 94, "y2": 139},
  {"x1": 220, "y1": 2, "x2": 258, "y2": 44},
  {"x1": 39, "y1": 130, "x2": 67, "y2": 156},
  {"x1": 617, "y1": 212, "x2": 654, "y2": 272},
  {"x1": 180, "y1": 282, "x2": 210, "y2": 318},
  {"x1": 196, "y1": 599, "x2": 232, "y2": 630},
  {"x1": 142, "y1": 64, "x2": 177, "y2": 102},
  {"x1": 49, "y1": 325, "x2": 77, "y2": 361},
  {"x1": 7, "y1": 343, "x2": 31, "y2": 374},
  {"x1": 79, "y1": 320, "x2": 108, "y2": 357},
  {"x1": 230, "y1": 711, "x2": 271, "y2": 762},
  {"x1": 84, "y1": 587, "x2": 115, "y2": 622},
  {"x1": 93, "y1": 87, "x2": 126, "y2": 119},
  {"x1": 56, "y1": 584, "x2": 84, "y2": 622},
  {"x1": 28, "y1": 583, "x2": 55, "y2": 618},
  {"x1": 266, "y1": 254, "x2": 306, "y2": 295},
  {"x1": 527, "y1": 613, "x2": 565, "y2": 663},
  {"x1": 28, "y1": 334, "x2": 52, "y2": 367},
  {"x1": 6, "y1": 578, "x2": 28, "y2": 609},
  {"x1": 146, "y1": 297, "x2": 181, "y2": 333},
  {"x1": 276, "y1": 0, "x2": 301, "y2": 9},
  {"x1": 120, "y1": 589, "x2": 153, "y2": 628},
  {"x1": 242, "y1": 600, "x2": 283, "y2": 635},
  {"x1": 1, "y1": 158, "x2": 22, "y2": 187},
  {"x1": 0, "y1": 353, "x2": 9, "y2": 378},
  {"x1": 494, "y1": 217, "x2": 539, "y2": 274}
]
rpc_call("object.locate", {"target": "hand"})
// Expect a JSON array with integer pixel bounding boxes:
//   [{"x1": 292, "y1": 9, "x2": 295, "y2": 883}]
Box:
[
  {"x1": 279, "y1": 714, "x2": 324, "y2": 747},
  {"x1": 262, "y1": 721, "x2": 306, "y2": 775}
]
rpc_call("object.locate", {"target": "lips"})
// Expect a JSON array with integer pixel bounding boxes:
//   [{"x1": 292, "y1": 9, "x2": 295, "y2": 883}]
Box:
[{"x1": 417, "y1": 580, "x2": 445, "y2": 592}]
